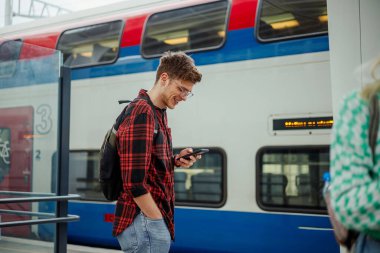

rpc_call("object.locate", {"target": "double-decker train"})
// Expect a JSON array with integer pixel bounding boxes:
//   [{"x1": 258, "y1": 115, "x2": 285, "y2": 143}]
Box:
[{"x1": 0, "y1": 0, "x2": 339, "y2": 252}]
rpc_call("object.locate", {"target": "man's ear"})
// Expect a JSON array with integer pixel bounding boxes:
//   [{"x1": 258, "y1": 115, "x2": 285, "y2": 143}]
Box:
[
  {"x1": 160, "y1": 72, "x2": 169, "y2": 81},
  {"x1": 159, "y1": 72, "x2": 169, "y2": 86}
]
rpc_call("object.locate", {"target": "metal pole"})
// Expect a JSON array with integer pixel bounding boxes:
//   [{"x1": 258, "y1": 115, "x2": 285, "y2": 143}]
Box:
[
  {"x1": 4, "y1": 0, "x2": 12, "y2": 26},
  {"x1": 55, "y1": 66, "x2": 71, "y2": 253}
]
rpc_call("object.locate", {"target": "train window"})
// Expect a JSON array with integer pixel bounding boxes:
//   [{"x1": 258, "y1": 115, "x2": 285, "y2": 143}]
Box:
[
  {"x1": 141, "y1": 0, "x2": 229, "y2": 58},
  {"x1": 173, "y1": 148, "x2": 226, "y2": 207},
  {"x1": 0, "y1": 40, "x2": 22, "y2": 78},
  {"x1": 256, "y1": 0, "x2": 328, "y2": 42},
  {"x1": 57, "y1": 20, "x2": 123, "y2": 68},
  {"x1": 68, "y1": 150, "x2": 103, "y2": 201},
  {"x1": 256, "y1": 146, "x2": 329, "y2": 214},
  {"x1": 68, "y1": 148, "x2": 226, "y2": 205}
]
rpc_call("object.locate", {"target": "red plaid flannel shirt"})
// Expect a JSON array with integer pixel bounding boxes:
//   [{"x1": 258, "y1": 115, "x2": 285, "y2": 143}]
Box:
[{"x1": 113, "y1": 89, "x2": 175, "y2": 239}]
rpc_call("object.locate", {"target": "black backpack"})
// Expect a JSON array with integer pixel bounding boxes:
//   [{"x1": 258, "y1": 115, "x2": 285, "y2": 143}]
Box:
[{"x1": 99, "y1": 97, "x2": 158, "y2": 201}]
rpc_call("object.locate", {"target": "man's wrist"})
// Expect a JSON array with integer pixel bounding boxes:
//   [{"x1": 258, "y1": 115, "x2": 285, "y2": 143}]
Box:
[{"x1": 174, "y1": 154, "x2": 181, "y2": 167}]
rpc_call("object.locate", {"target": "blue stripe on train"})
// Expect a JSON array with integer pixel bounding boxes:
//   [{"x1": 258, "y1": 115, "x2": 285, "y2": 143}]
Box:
[
  {"x1": 65, "y1": 202, "x2": 339, "y2": 253},
  {"x1": 72, "y1": 28, "x2": 328, "y2": 80},
  {"x1": 173, "y1": 208, "x2": 338, "y2": 253}
]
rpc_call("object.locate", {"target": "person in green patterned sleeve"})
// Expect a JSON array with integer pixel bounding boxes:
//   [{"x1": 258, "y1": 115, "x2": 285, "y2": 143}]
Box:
[{"x1": 330, "y1": 59, "x2": 380, "y2": 253}]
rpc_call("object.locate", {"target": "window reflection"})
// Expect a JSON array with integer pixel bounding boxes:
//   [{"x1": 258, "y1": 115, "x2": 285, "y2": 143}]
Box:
[
  {"x1": 174, "y1": 148, "x2": 225, "y2": 206},
  {"x1": 57, "y1": 21, "x2": 122, "y2": 68},
  {"x1": 68, "y1": 148, "x2": 226, "y2": 205},
  {"x1": 0, "y1": 40, "x2": 22, "y2": 78},
  {"x1": 257, "y1": 0, "x2": 328, "y2": 41},
  {"x1": 69, "y1": 151, "x2": 102, "y2": 201},
  {"x1": 258, "y1": 146, "x2": 329, "y2": 212},
  {"x1": 142, "y1": 1, "x2": 228, "y2": 57}
]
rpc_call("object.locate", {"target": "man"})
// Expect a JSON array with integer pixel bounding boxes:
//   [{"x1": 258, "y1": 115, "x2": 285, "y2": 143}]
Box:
[{"x1": 113, "y1": 51, "x2": 203, "y2": 253}]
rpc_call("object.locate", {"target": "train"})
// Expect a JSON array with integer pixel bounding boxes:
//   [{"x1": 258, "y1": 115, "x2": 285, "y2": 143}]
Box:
[{"x1": 0, "y1": 0, "x2": 339, "y2": 252}]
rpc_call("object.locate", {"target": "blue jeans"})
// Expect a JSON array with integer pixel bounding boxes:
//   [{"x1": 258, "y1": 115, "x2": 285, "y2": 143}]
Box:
[
  {"x1": 117, "y1": 212, "x2": 171, "y2": 253},
  {"x1": 354, "y1": 234, "x2": 380, "y2": 253}
]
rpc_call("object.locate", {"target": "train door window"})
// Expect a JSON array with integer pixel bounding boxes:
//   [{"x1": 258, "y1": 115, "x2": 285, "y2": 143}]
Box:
[
  {"x1": 57, "y1": 20, "x2": 123, "y2": 68},
  {"x1": 68, "y1": 150, "x2": 103, "y2": 201},
  {"x1": 173, "y1": 148, "x2": 226, "y2": 207},
  {"x1": 256, "y1": 0, "x2": 328, "y2": 42},
  {"x1": 141, "y1": 0, "x2": 229, "y2": 58},
  {"x1": 256, "y1": 146, "x2": 329, "y2": 213},
  {"x1": 0, "y1": 40, "x2": 22, "y2": 78}
]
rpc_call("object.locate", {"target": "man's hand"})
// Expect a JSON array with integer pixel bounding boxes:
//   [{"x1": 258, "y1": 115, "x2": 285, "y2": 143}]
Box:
[{"x1": 174, "y1": 148, "x2": 202, "y2": 168}]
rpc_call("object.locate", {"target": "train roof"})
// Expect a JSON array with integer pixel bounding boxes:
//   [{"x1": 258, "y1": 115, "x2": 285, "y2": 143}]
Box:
[{"x1": 0, "y1": 0, "x2": 256, "y2": 51}]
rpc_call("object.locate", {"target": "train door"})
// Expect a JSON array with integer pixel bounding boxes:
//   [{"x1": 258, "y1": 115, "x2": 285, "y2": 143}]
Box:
[{"x1": 0, "y1": 106, "x2": 34, "y2": 236}]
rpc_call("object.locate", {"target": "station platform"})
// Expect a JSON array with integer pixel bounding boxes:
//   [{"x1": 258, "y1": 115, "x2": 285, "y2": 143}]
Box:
[{"x1": 0, "y1": 236, "x2": 120, "y2": 253}]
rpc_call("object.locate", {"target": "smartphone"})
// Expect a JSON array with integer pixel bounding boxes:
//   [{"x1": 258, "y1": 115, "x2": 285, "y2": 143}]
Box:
[{"x1": 177, "y1": 149, "x2": 209, "y2": 160}]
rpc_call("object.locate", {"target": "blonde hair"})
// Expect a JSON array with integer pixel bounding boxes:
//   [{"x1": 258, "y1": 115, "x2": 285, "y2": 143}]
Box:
[{"x1": 361, "y1": 58, "x2": 380, "y2": 100}]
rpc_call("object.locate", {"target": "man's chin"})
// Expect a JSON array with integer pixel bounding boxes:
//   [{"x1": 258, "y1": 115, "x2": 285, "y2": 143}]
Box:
[{"x1": 168, "y1": 101, "x2": 179, "y2": 109}]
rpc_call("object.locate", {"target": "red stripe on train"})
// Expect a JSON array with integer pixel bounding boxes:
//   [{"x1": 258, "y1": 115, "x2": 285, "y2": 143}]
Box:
[
  {"x1": 20, "y1": 33, "x2": 59, "y2": 59},
  {"x1": 120, "y1": 15, "x2": 147, "y2": 48},
  {"x1": 229, "y1": 0, "x2": 257, "y2": 30}
]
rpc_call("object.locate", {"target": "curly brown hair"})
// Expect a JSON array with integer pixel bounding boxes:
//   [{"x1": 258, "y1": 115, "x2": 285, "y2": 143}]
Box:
[{"x1": 155, "y1": 51, "x2": 202, "y2": 84}]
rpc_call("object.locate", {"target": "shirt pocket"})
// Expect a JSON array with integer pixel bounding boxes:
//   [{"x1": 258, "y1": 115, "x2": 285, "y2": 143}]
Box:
[{"x1": 152, "y1": 130, "x2": 170, "y2": 160}]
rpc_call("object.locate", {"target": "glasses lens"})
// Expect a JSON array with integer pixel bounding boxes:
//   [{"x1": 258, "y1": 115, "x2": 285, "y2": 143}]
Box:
[{"x1": 175, "y1": 80, "x2": 193, "y2": 98}]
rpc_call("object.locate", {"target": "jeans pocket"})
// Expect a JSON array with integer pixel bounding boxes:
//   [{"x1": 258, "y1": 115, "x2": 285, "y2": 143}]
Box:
[
  {"x1": 146, "y1": 219, "x2": 171, "y2": 242},
  {"x1": 140, "y1": 212, "x2": 171, "y2": 250},
  {"x1": 140, "y1": 212, "x2": 164, "y2": 222},
  {"x1": 117, "y1": 224, "x2": 138, "y2": 253}
]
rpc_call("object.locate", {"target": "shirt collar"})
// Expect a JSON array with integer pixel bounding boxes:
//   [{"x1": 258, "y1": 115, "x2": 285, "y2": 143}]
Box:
[{"x1": 138, "y1": 89, "x2": 166, "y2": 112}]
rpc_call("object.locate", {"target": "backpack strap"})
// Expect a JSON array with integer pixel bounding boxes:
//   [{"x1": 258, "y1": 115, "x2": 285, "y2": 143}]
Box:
[
  {"x1": 140, "y1": 96, "x2": 159, "y2": 135},
  {"x1": 113, "y1": 97, "x2": 159, "y2": 135}
]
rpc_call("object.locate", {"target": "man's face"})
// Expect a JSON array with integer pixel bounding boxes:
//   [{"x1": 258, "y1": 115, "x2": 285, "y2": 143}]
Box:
[{"x1": 162, "y1": 78, "x2": 195, "y2": 109}]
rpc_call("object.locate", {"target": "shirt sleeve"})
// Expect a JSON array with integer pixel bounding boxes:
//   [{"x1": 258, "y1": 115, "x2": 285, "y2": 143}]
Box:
[
  {"x1": 330, "y1": 90, "x2": 380, "y2": 232},
  {"x1": 117, "y1": 109, "x2": 155, "y2": 198}
]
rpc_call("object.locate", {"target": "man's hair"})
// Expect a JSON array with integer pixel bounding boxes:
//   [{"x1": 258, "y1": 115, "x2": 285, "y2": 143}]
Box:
[{"x1": 155, "y1": 51, "x2": 202, "y2": 83}]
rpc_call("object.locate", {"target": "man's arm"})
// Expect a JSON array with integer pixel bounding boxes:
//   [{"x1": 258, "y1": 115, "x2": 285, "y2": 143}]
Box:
[
  {"x1": 118, "y1": 108, "x2": 159, "y2": 217},
  {"x1": 134, "y1": 193, "x2": 162, "y2": 219}
]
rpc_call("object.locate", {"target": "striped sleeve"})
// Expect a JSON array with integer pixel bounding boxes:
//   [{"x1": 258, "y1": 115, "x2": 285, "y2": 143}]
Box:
[{"x1": 330, "y1": 90, "x2": 380, "y2": 234}]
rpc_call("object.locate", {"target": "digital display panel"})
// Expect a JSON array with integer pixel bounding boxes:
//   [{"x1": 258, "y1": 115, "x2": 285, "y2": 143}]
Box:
[{"x1": 273, "y1": 117, "x2": 333, "y2": 131}]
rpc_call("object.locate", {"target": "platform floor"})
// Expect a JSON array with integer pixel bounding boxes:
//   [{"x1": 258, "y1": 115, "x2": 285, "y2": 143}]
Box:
[{"x1": 0, "y1": 236, "x2": 120, "y2": 253}]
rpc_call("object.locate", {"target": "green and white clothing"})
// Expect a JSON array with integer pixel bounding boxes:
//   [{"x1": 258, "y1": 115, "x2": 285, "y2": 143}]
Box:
[{"x1": 330, "y1": 89, "x2": 380, "y2": 240}]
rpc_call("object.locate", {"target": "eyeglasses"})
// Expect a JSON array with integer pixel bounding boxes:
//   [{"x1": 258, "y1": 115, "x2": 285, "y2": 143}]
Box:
[{"x1": 174, "y1": 80, "x2": 194, "y2": 98}]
